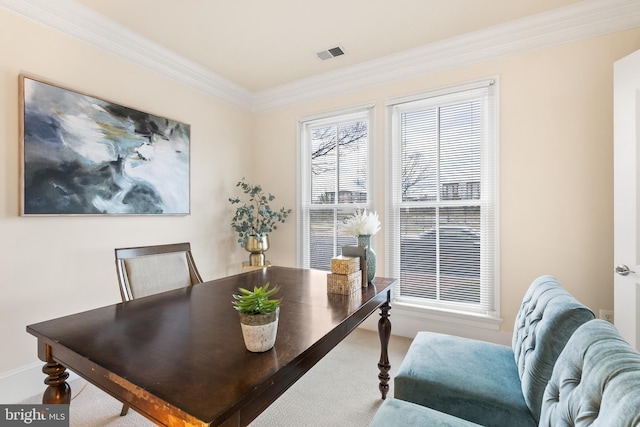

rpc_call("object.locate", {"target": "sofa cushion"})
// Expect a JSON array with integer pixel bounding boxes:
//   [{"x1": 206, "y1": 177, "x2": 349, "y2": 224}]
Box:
[
  {"x1": 369, "y1": 398, "x2": 482, "y2": 427},
  {"x1": 512, "y1": 275, "x2": 595, "y2": 420},
  {"x1": 394, "y1": 332, "x2": 537, "y2": 427},
  {"x1": 541, "y1": 319, "x2": 640, "y2": 426}
]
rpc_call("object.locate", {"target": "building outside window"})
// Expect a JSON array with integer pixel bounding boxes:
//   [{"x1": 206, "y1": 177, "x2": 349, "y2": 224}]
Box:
[
  {"x1": 386, "y1": 79, "x2": 499, "y2": 318},
  {"x1": 297, "y1": 106, "x2": 374, "y2": 270}
]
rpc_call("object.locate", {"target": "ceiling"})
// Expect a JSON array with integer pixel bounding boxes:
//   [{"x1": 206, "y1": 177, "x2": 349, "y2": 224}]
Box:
[
  {"x1": 74, "y1": 0, "x2": 584, "y2": 93},
  {"x1": 3, "y1": 0, "x2": 639, "y2": 110}
]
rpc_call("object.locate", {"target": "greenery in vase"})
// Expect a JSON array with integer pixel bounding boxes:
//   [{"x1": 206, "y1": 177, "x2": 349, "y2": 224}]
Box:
[
  {"x1": 232, "y1": 282, "x2": 281, "y2": 315},
  {"x1": 229, "y1": 177, "x2": 292, "y2": 247}
]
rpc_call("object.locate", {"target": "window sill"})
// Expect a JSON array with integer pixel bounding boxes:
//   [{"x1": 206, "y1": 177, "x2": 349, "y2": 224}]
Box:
[{"x1": 392, "y1": 300, "x2": 503, "y2": 331}]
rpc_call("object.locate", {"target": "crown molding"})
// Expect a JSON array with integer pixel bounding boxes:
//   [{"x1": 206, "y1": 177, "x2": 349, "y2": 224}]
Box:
[
  {"x1": 1, "y1": 0, "x2": 639, "y2": 113},
  {"x1": 252, "y1": 0, "x2": 640, "y2": 111},
  {"x1": 0, "y1": 0, "x2": 254, "y2": 110}
]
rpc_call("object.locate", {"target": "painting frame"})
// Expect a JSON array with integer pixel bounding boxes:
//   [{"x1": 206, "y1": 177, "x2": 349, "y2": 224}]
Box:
[{"x1": 19, "y1": 74, "x2": 191, "y2": 216}]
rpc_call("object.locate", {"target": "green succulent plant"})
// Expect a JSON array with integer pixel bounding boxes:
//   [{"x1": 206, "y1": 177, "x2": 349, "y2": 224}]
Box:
[
  {"x1": 232, "y1": 282, "x2": 281, "y2": 315},
  {"x1": 228, "y1": 177, "x2": 292, "y2": 247}
]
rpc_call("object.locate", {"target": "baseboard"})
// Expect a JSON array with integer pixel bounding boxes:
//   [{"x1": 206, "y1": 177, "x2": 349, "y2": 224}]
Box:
[{"x1": 0, "y1": 362, "x2": 79, "y2": 404}]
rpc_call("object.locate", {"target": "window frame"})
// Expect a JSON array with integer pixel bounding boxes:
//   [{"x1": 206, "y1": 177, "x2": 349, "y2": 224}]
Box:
[
  {"x1": 385, "y1": 78, "x2": 500, "y2": 325},
  {"x1": 297, "y1": 104, "x2": 376, "y2": 269}
]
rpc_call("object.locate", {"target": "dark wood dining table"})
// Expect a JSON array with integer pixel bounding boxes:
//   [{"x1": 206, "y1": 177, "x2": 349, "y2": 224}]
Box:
[{"x1": 26, "y1": 266, "x2": 396, "y2": 426}]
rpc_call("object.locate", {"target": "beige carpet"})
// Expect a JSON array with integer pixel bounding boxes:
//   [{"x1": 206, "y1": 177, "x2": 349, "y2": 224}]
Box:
[{"x1": 22, "y1": 328, "x2": 412, "y2": 426}]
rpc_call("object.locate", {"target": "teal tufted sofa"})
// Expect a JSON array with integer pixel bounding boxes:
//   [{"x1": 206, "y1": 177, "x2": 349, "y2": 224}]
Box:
[
  {"x1": 370, "y1": 275, "x2": 596, "y2": 426},
  {"x1": 370, "y1": 319, "x2": 640, "y2": 426},
  {"x1": 540, "y1": 319, "x2": 640, "y2": 426}
]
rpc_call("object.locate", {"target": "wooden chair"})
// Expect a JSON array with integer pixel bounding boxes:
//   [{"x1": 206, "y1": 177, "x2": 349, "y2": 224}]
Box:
[
  {"x1": 114, "y1": 242, "x2": 203, "y2": 415},
  {"x1": 115, "y1": 242, "x2": 203, "y2": 302}
]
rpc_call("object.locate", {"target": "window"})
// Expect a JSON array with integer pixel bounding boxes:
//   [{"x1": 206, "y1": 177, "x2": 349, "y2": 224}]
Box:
[
  {"x1": 386, "y1": 79, "x2": 498, "y2": 318},
  {"x1": 298, "y1": 106, "x2": 374, "y2": 270}
]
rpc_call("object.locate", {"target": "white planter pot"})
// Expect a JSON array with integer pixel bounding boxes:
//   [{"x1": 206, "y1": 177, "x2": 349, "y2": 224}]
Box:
[{"x1": 239, "y1": 307, "x2": 279, "y2": 352}]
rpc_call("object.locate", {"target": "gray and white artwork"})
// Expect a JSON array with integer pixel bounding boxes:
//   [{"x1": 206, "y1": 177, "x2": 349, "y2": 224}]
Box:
[{"x1": 21, "y1": 76, "x2": 190, "y2": 215}]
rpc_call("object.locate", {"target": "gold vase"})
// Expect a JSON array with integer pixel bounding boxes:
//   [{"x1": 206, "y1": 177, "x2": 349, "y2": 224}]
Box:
[{"x1": 245, "y1": 235, "x2": 270, "y2": 266}]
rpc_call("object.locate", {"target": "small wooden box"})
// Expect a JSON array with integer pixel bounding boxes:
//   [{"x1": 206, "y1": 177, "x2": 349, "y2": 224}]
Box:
[
  {"x1": 327, "y1": 271, "x2": 361, "y2": 295},
  {"x1": 331, "y1": 255, "x2": 360, "y2": 275}
]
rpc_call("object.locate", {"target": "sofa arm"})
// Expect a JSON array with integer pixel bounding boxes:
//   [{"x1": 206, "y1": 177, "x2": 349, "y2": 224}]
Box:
[{"x1": 541, "y1": 319, "x2": 640, "y2": 426}]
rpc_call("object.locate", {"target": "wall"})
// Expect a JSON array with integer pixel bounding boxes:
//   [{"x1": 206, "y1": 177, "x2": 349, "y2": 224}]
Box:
[
  {"x1": 0, "y1": 8, "x2": 254, "y2": 401},
  {"x1": 3, "y1": 5, "x2": 640, "y2": 404},
  {"x1": 255, "y1": 28, "x2": 640, "y2": 341}
]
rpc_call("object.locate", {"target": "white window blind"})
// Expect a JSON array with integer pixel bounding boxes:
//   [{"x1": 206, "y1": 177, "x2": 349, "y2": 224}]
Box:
[
  {"x1": 298, "y1": 106, "x2": 374, "y2": 270},
  {"x1": 386, "y1": 79, "x2": 498, "y2": 316}
]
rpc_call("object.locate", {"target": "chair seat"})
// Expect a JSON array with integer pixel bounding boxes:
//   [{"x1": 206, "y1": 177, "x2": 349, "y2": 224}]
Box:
[
  {"x1": 370, "y1": 398, "x2": 483, "y2": 427},
  {"x1": 394, "y1": 331, "x2": 536, "y2": 427}
]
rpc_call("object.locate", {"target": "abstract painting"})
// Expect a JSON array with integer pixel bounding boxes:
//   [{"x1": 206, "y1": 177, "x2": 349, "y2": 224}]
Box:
[{"x1": 20, "y1": 75, "x2": 190, "y2": 215}]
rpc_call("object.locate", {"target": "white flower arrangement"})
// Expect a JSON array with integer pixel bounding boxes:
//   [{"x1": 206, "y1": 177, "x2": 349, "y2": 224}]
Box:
[{"x1": 340, "y1": 209, "x2": 381, "y2": 237}]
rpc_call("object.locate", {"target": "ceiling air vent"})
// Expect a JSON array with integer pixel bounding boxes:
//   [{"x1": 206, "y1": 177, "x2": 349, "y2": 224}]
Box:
[{"x1": 316, "y1": 46, "x2": 345, "y2": 61}]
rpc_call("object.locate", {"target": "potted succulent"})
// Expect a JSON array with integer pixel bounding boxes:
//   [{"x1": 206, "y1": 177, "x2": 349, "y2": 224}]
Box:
[
  {"x1": 232, "y1": 282, "x2": 281, "y2": 352},
  {"x1": 229, "y1": 178, "x2": 292, "y2": 266}
]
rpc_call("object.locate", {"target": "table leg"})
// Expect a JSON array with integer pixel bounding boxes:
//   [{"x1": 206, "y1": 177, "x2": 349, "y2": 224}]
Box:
[
  {"x1": 42, "y1": 344, "x2": 71, "y2": 404},
  {"x1": 377, "y1": 290, "x2": 392, "y2": 399}
]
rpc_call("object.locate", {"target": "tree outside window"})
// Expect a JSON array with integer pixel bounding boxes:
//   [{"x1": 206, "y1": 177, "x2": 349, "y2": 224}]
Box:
[{"x1": 299, "y1": 108, "x2": 373, "y2": 271}]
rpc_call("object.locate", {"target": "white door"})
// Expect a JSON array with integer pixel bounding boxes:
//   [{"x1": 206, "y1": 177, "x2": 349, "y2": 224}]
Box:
[{"x1": 614, "y1": 49, "x2": 640, "y2": 350}]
